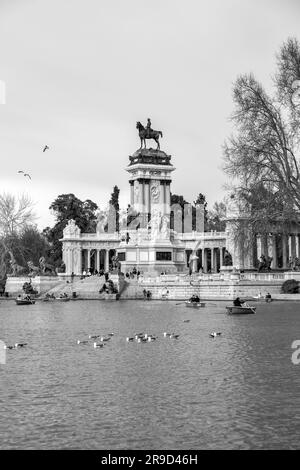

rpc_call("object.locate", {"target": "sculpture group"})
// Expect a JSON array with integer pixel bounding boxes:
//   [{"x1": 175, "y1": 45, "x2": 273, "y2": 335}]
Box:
[{"x1": 9, "y1": 253, "x2": 56, "y2": 277}]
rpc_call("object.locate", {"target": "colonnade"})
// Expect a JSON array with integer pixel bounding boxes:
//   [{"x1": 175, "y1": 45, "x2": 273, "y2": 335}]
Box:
[
  {"x1": 187, "y1": 247, "x2": 226, "y2": 273},
  {"x1": 82, "y1": 248, "x2": 115, "y2": 273},
  {"x1": 255, "y1": 233, "x2": 300, "y2": 268}
]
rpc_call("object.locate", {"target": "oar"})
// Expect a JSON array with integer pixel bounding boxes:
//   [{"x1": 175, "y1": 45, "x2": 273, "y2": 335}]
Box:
[
  {"x1": 243, "y1": 302, "x2": 256, "y2": 313},
  {"x1": 176, "y1": 302, "x2": 185, "y2": 305}
]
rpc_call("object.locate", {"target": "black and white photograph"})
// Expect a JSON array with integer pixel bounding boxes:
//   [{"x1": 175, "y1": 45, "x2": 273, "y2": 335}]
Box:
[{"x1": 1, "y1": 0, "x2": 300, "y2": 455}]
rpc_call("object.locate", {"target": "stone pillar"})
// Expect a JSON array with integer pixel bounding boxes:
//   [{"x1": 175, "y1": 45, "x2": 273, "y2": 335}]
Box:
[
  {"x1": 296, "y1": 234, "x2": 300, "y2": 258},
  {"x1": 196, "y1": 204, "x2": 205, "y2": 232},
  {"x1": 282, "y1": 234, "x2": 288, "y2": 269},
  {"x1": 220, "y1": 247, "x2": 224, "y2": 268},
  {"x1": 165, "y1": 181, "x2": 171, "y2": 214},
  {"x1": 96, "y1": 250, "x2": 100, "y2": 272},
  {"x1": 291, "y1": 234, "x2": 297, "y2": 259},
  {"x1": 159, "y1": 181, "x2": 165, "y2": 213},
  {"x1": 87, "y1": 249, "x2": 91, "y2": 271},
  {"x1": 130, "y1": 181, "x2": 134, "y2": 206},
  {"x1": 271, "y1": 234, "x2": 277, "y2": 269},
  {"x1": 212, "y1": 248, "x2": 217, "y2": 272},
  {"x1": 288, "y1": 235, "x2": 292, "y2": 258},
  {"x1": 105, "y1": 249, "x2": 109, "y2": 272},
  {"x1": 203, "y1": 248, "x2": 208, "y2": 273},
  {"x1": 144, "y1": 180, "x2": 150, "y2": 216},
  {"x1": 256, "y1": 234, "x2": 262, "y2": 259},
  {"x1": 262, "y1": 234, "x2": 268, "y2": 257}
]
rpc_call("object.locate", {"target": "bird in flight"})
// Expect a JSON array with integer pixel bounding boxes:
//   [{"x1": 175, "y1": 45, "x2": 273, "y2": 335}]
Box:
[
  {"x1": 18, "y1": 170, "x2": 31, "y2": 179},
  {"x1": 43, "y1": 145, "x2": 49, "y2": 152}
]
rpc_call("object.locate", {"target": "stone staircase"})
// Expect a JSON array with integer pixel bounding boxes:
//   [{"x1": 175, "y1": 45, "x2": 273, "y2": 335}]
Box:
[{"x1": 44, "y1": 275, "x2": 107, "y2": 299}]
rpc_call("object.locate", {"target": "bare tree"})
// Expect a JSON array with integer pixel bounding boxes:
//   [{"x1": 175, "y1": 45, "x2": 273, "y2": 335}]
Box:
[
  {"x1": 223, "y1": 38, "x2": 300, "y2": 232},
  {"x1": 0, "y1": 192, "x2": 37, "y2": 236}
]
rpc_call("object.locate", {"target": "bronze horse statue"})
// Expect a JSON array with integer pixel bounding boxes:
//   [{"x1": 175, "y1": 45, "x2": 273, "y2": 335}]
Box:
[{"x1": 136, "y1": 121, "x2": 163, "y2": 150}]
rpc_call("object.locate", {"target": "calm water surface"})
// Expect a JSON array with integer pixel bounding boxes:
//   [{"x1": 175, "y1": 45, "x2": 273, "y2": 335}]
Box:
[{"x1": 1, "y1": 299, "x2": 300, "y2": 449}]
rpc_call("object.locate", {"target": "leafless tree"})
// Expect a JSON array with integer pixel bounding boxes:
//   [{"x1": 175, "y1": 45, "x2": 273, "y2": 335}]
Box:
[
  {"x1": 223, "y1": 37, "x2": 300, "y2": 233},
  {"x1": 0, "y1": 192, "x2": 37, "y2": 237}
]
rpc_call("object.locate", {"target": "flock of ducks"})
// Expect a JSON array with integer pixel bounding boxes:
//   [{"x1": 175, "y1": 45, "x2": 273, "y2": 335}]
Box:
[
  {"x1": 2, "y1": 322, "x2": 222, "y2": 353},
  {"x1": 75, "y1": 326, "x2": 223, "y2": 349}
]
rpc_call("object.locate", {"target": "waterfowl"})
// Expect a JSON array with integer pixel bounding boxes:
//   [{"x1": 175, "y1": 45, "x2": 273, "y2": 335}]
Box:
[
  {"x1": 89, "y1": 335, "x2": 100, "y2": 339},
  {"x1": 137, "y1": 337, "x2": 147, "y2": 343},
  {"x1": 163, "y1": 332, "x2": 171, "y2": 337},
  {"x1": 210, "y1": 332, "x2": 222, "y2": 338},
  {"x1": 147, "y1": 336, "x2": 157, "y2": 342},
  {"x1": 4, "y1": 345, "x2": 15, "y2": 350},
  {"x1": 94, "y1": 342, "x2": 104, "y2": 348},
  {"x1": 183, "y1": 320, "x2": 190, "y2": 323},
  {"x1": 14, "y1": 343, "x2": 27, "y2": 348},
  {"x1": 108, "y1": 333, "x2": 114, "y2": 337},
  {"x1": 126, "y1": 337, "x2": 134, "y2": 342},
  {"x1": 100, "y1": 337, "x2": 111, "y2": 342},
  {"x1": 77, "y1": 340, "x2": 89, "y2": 344},
  {"x1": 170, "y1": 334, "x2": 179, "y2": 339}
]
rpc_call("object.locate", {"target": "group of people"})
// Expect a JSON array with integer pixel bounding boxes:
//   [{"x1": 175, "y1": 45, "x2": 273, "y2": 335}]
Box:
[
  {"x1": 189, "y1": 294, "x2": 200, "y2": 303},
  {"x1": 143, "y1": 289, "x2": 152, "y2": 300},
  {"x1": 125, "y1": 267, "x2": 142, "y2": 279},
  {"x1": 99, "y1": 279, "x2": 117, "y2": 295}
]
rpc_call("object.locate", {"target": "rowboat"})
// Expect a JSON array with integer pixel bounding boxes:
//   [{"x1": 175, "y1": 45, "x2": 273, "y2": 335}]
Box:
[
  {"x1": 55, "y1": 297, "x2": 70, "y2": 302},
  {"x1": 15, "y1": 299, "x2": 36, "y2": 305},
  {"x1": 185, "y1": 300, "x2": 206, "y2": 308},
  {"x1": 226, "y1": 305, "x2": 256, "y2": 314}
]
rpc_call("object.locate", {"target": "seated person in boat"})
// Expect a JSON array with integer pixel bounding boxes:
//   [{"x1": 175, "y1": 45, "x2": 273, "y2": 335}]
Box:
[
  {"x1": 233, "y1": 297, "x2": 245, "y2": 307},
  {"x1": 190, "y1": 294, "x2": 200, "y2": 303},
  {"x1": 265, "y1": 292, "x2": 272, "y2": 302},
  {"x1": 24, "y1": 294, "x2": 31, "y2": 301}
]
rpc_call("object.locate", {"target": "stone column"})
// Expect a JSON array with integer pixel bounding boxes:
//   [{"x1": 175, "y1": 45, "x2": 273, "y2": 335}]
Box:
[
  {"x1": 87, "y1": 249, "x2": 91, "y2": 271},
  {"x1": 144, "y1": 180, "x2": 150, "y2": 216},
  {"x1": 282, "y1": 234, "x2": 288, "y2": 269},
  {"x1": 130, "y1": 181, "x2": 134, "y2": 206},
  {"x1": 159, "y1": 181, "x2": 165, "y2": 213},
  {"x1": 105, "y1": 249, "x2": 109, "y2": 272},
  {"x1": 271, "y1": 234, "x2": 277, "y2": 269},
  {"x1": 212, "y1": 248, "x2": 217, "y2": 272},
  {"x1": 288, "y1": 235, "x2": 292, "y2": 258},
  {"x1": 203, "y1": 248, "x2": 208, "y2": 273},
  {"x1": 291, "y1": 234, "x2": 297, "y2": 259},
  {"x1": 262, "y1": 234, "x2": 268, "y2": 257},
  {"x1": 220, "y1": 247, "x2": 224, "y2": 268},
  {"x1": 256, "y1": 234, "x2": 262, "y2": 259},
  {"x1": 296, "y1": 234, "x2": 300, "y2": 258},
  {"x1": 165, "y1": 181, "x2": 171, "y2": 215},
  {"x1": 96, "y1": 250, "x2": 100, "y2": 272}
]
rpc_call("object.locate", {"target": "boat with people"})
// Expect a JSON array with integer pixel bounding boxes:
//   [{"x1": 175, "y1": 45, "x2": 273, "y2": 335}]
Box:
[
  {"x1": 185, "y1": 294, "x2": 206, "y2": 308},
  {"x1": 226, "y1": 297, "x2": 256, "y2": 314},
  {"x1": 226, "y1": 305, "x2": 256, "y2": 314},
  {"x1": 15, "y1": 295, "x2": 35, "y2": 305}
]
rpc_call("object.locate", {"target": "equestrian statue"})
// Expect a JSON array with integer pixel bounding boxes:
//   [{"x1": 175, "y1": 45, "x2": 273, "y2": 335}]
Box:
[{"x1": 136, "y1": 118, "x2": 163, "y2": 150}]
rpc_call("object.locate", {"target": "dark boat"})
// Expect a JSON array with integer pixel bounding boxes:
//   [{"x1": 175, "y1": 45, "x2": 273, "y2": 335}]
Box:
[
  {"x1": 15, "y1": 298, "x2": 36, "y2": 305},
  {"x1": 226, "y1": 305, "x2": 256, "y2": 314},
  {"x1": 185, "y1": 300, "x2": 206, "y2": 308}
]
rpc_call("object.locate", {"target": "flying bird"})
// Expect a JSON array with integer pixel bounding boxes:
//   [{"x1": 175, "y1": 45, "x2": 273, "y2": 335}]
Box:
[
  {"x1": 24, "y1": 173, "x2": 31, "y2": 180},
  {"x1": 18, "y1": 170, "x2": 24, "y2": 174},
  {"x1": 43, "y1": 145, "x2": 49, "y2": 152}
]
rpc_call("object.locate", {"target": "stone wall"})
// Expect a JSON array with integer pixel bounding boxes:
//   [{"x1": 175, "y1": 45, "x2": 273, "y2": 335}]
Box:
[{"x1": 5, "y1": 276, "x2": 64, "y2": 296}]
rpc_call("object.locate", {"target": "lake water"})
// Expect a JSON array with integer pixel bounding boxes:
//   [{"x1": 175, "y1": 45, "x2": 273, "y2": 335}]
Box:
[{"x1": 1, "y1": 299, "x2": 300, "y2": 449}]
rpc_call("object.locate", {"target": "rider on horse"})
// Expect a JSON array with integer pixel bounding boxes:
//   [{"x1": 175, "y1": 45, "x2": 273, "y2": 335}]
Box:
[{"x1": 146, "y1": 118, "x2": 152, "y2": 138}]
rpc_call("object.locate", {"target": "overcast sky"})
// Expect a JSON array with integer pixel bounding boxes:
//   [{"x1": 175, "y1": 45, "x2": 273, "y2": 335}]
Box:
[{"x1": 0, "y1": 0, "x2": 299, "y2": 228}]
